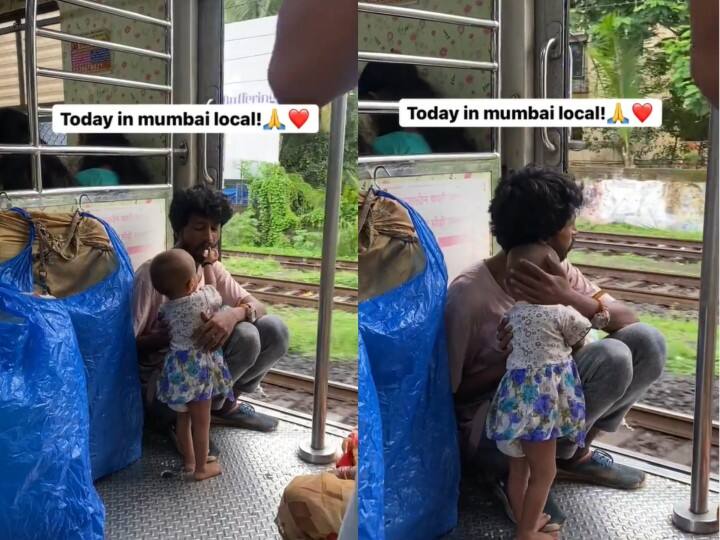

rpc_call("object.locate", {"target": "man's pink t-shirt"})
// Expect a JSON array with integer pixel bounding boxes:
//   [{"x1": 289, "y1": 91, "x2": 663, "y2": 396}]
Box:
[
  {"x1": 445, "y1": 260, "x2": 608, "y2": 458},
  {"x1": 132, "y1": 259, "x2": 249, "y2": 384}
]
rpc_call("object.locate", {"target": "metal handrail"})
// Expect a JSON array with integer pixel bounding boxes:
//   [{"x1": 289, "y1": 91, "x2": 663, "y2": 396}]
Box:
[
  {"x1": 57, "y1": 0, "x2": 171, "y2": 27},
  {"x1": 36, "y1": 28, "x2": 171, "y2": 60},
  {"x1": 358, "y1": 100, "x2": 399, "y2": 113},
  {"x1": 25, "y1": 0, "x2": 41, "y2": 191},
  {"x1": 37, "y1": 67, "x2": 172, "y2": 92},
  {"x1": 358, "y1": 2, "x2": 499, "y2": 28},
  {"x1": 359, "y1": 152, "x2": 500, "y2": 164},
  {"x1": 672, "y1": 108, "x2": 720, "y2": 534},
  {"x1": 0, "y1": 15, "x2": 61, "y2": 38},
  {"x1": 0, "y1": 145, "x2": 179, "y2": 156},
  {"x1": 299, "y1": 94, "x2": 348, "y2": 465},
  {"x1": 358, "y1": 0, "x2": 503, "y2": 154},
  {"x1": 359, "y1": 51, "x2": 497, "y2": 71},
  {"x1": 20, "y1": 0, "x2": 176, "y2": 193},
  {"x1": 166, "y1": 0, "x2": 174, "y2": 196},
  {"x1": 493, "y1": 0, "x2": 501, "y2": 155}
]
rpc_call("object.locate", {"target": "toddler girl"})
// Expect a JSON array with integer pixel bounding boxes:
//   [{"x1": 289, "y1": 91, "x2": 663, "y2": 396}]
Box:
[
  {"x1": 150, "y1": 248, "x2": 233, "y2": 481},
  {"x1": 486, "y1": 243, "x2": 591, "y2": 539}
]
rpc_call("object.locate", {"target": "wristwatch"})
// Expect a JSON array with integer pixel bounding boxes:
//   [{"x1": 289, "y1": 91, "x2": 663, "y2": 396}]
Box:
[
  {"x1": 241, "y1": 303, "x2": 258, "y2": 324},
  {"x1": 590, "y1": 292, "x2": 610, "y2": 330}
]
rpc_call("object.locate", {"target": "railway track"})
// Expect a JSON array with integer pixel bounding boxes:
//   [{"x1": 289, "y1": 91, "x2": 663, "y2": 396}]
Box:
[
  {"x1": 575, "y1": 232, "x2": 703, "y2": 261},
  {"x1": 257, "y1": 371, "x2": 717, "y2": 451},
  {"x1": 627, "y1": 403, "x2": 719, "y2": 447},
  {"x1": 224, "y1": 250, "x2": 358, "y2": 272},
  {"x1": 575, "y1": 263, "x2": 700, "y2": 309},
  {"x1": 232, "y1": 274, "x2": 358, "y2": 312}
]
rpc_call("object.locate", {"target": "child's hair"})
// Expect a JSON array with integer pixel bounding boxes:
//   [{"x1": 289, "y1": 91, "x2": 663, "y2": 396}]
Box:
[
  {"x1": 506, "y1": 242, "x2": 560, "y2": 274},
  {"x1": 150, "y1": 248, "x2": 197, "y2": 298}
]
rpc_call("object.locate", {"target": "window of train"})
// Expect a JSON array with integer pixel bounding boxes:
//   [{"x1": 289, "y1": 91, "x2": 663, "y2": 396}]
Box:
[
  {"x1": 221, "y1": 1, "x2": 359, "y2": 395},
  {"x1": 358, "y1": 0, "x2": 495, "y2": 156},
  {"x1": 0, "y1": 0, "x2": 171, "y2": 192},
  {"x1": 568, "y1": 1, "x2": 716, "y2": 469}
]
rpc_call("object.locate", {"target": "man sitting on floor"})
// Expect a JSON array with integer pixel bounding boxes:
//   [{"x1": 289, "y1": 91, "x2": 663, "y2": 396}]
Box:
[
  {"x1": 133, "y1": 184, "x2": 289, "y2": 445},
  {"x1": 445, "y1": 166, "x2": 666, "y2": 529}
]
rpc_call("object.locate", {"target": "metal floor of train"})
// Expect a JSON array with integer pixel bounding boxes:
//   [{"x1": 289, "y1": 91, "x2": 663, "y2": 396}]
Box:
[
  {"x1": 96, "y1": 403, "x2": 347, "y2": 540},
  {"x1": 445, "y1": 446, "x2": 720, "y2": 540}
]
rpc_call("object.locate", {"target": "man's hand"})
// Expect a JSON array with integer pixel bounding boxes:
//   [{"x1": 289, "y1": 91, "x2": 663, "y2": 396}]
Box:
[
  {"x1": 507, "y1": 255, "x2": 572, "y2": 305},
  {"x1": 193, "y1": 309, "x2": 240, "y2": 352},
  {"x1": 496, "y1": 317, "x2": 513, "y2": 358}
]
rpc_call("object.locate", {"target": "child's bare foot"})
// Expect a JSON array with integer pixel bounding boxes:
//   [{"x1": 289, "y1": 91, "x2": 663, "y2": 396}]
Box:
[
  {"x1": 183, "y1": 461, "x2": 195, "y2": 473},
  {"x1": 517, "y1": 531, "x2": 560, "y2": 540},
  {"x1": 516, "y1": 515, "x2": 561, "y2": 540},
  {"x1": 194, "y1": 461, "x2": 221, "y2": 481}
]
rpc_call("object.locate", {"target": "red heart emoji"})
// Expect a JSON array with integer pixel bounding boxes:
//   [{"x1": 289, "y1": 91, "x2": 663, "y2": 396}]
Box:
[
  {"x1": 632, "y1": 103, "x2": 652, "y2": 123},
  {"x1": 288, "y1": 108, "x2": 309, "y2": 129}
]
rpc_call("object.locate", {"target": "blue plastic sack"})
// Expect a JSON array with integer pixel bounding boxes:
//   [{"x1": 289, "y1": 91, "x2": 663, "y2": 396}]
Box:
[
  {"x1": 358, "y1": 334, "x2": 385, "y2": 540},
  {"x1": 0, "y1": 286, "x2": 105, "y2": 539},
  {"x1": 0, "y1": 209, "x2": 143, "y2": 480},
  {"x1": 359, "y1": 191, "x2": 460, "y2": 539}
]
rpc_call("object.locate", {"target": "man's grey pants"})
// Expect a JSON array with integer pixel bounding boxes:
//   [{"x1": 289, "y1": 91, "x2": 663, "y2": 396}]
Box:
[
  {"x1": 471, "y1": 322, "x2": 667, "y2": 472},
  {"x1": 147, "y1": 315, "x2": 289, "y2": 429}
]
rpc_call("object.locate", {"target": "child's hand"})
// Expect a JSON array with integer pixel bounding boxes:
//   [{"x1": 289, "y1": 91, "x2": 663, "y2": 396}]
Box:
[
  {"x1": 496, "y1": 316, "x2": 513, "y2": 356},
  {"x1": 202, "y1": 246, "x2": 220, "y2": 266}
]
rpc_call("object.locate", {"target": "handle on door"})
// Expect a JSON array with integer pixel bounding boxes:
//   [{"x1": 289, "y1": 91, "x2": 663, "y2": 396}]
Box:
[
  {"x1": 540, "y1": 36, "x2": 558, "y2": 152},
  {"x1": 202, "y1": 97, "x2": 215, "y2": 184},
  {"x1": 567, "y1": 44, "x2": 587, "y2": 151}
]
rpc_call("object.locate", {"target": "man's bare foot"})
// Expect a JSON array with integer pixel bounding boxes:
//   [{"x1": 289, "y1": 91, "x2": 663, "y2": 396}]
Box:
[
  {"x1": 183, "y1": 462, "x2": 195, "y2": 473},
  {"x1": 194, "y1": 461, "x2": 222, "y2": 481}
]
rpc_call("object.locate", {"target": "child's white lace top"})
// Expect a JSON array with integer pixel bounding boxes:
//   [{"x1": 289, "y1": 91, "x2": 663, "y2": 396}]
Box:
[{"x1": 505, "y1": 302, "x2": 592, "y2": 370}]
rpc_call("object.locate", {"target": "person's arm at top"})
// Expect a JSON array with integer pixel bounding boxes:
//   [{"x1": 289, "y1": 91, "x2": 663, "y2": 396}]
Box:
[
  {"x1": 690, "y1": 0, "x2": 719, "y2": 108},
  {"x1": 508, "y1": 256, "x2": 638, "y2": 333},
  {"x1": 268, "y1": 0, "x2": 357, "y2": 106}
]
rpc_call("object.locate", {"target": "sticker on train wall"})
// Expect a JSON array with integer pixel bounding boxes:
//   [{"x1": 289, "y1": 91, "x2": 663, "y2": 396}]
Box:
[{"x1": 71, "y1": 30, "x2": 111, "y2": 74}]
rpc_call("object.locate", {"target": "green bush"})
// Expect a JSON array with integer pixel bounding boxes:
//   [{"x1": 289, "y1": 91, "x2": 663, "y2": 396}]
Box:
[{"x1": 223, "y1": 208, "x2": 259, "y2": 247}]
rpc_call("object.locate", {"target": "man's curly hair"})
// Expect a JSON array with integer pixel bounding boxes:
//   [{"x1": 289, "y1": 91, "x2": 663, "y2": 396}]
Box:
[
  {"x1": 168, "y1": 184, "x2": 233, "y2": 234},
  {"x1": 489, "y1": 166, "x2": 583, "y2": 251}
]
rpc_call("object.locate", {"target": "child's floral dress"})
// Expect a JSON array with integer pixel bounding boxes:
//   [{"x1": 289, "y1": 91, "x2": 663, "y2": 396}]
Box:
[
  {"x1": 156, "y1": 285, "x2": 233, "y2": 411},
  {"x1": 486, "y1": 302, "x2": 592, "y2": 457}
]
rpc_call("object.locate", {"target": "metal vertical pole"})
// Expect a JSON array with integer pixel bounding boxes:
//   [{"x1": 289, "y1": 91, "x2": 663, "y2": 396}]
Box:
[
  {"x1": 299, "y1": 94, "x2": 348, "y2": 464},
  {"x1": 167, "y1": 0, "x2": 174, "y2": 187},
  {"x1": 25, "y1": 0, "x2": 42, "y2": 192},
  {"x1": 673, "y1": 109, "x2": 719, "y2": 534},
  {"x1": 493, "y1": 0, "x2": 502, "y2": 157},
  {"x1": 15, "y1": 19, "x2": 26, "y2": 106}
]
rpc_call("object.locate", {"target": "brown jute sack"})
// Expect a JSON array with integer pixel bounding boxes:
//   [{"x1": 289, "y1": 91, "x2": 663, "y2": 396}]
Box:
[
  {"x1": 359, "y1": 189, "x2": 426, "y2": 301},
  {"x1": 0, "y1": 210, "x2": 117, "y2": 298}
]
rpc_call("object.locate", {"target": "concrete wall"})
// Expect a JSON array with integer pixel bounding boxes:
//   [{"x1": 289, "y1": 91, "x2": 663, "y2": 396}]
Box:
[{"x1": 572, "y1": 166, "x2": 706, "y2": 232}]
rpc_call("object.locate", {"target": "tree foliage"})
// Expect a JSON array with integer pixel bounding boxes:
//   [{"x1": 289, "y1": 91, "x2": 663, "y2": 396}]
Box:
[
  {"x1": 572, "y1": 0, "x2": 709, "y2": 164},
  {"x1": 224, "y1": 0, "x2": 283, "y2": 23},
  {"x1": 279, "y1": 93, "x2": 358, "y2": 188}
]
